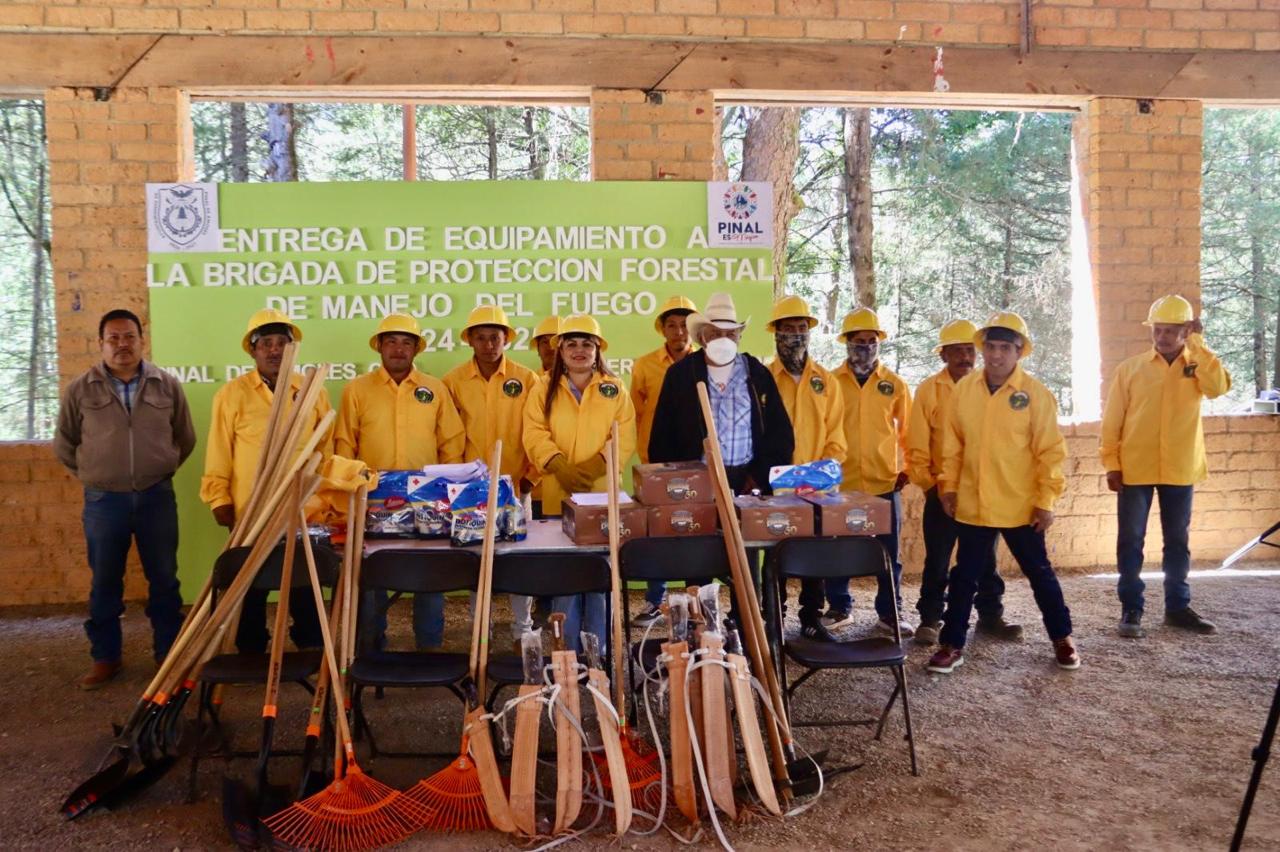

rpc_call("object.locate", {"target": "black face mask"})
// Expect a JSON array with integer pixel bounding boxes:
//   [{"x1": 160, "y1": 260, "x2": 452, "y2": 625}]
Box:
[{"x1": 775, "y1": 332, "x2": 808, "y2": 374}]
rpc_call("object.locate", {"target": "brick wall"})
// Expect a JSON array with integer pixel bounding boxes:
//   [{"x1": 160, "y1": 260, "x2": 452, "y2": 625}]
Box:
[
  {"x1": 2, "y1": 1, "x2": 1276, "y2": 50},
  {"x1": 591, "y1": 89, "x2": 717, "y2": 181}
]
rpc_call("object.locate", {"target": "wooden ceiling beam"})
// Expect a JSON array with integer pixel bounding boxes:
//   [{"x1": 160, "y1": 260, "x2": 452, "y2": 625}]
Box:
[{"x1": 1, "y1": 33, "x2": 1278, "y2": 104}]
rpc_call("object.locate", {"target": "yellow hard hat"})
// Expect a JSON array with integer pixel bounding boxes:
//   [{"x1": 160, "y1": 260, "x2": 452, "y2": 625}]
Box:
[
  {"x1": 368, "y1": 313, "x2": 426, "y2": 354},
  {"x1": 766, "y1": 294, "x2": 818, "y2": 332},
  {"x1": 555, "y1": 314, "x2": 608, "y2": 351},
  {"x1": 840, "y1": 306, "x2": 887, "y2": 340},
  {"x1": 242, "y1": 308, "x2": 303, "y2": 354},
  {"x1": 653, "y1": 295, "x2": 698, "y2": 334},
  {"x1": 975, "y1": 311, "x2": 1034, "y2": 356},
  {"x1": 532, "y1": 315, "x2": 561, "y2": 341},
  {"x1": 460, "y1": 304, "x2": 515, "y2": 343},
  {"x1": 934, "y1": 319, "x2": 979, "y2": 354},
  {"x1": 1144, "y1": 294, "x2": 1194, "y2": 326}
]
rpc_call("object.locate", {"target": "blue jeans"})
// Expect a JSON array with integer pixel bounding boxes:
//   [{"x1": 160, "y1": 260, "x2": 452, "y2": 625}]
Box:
[
  {"x1": 941, "y1": 523, "x2": 1072, "y2": 649},
  {"x1": 358, "y1": 591, "x2": 445, "y2": 651},
  {"x1": 1116, "y1": 484, "x2": 1194, "y2": 614},
  {"x1": 815, "y1": 490, "x2": 903, "y2": 621},
  {"x1": 551, "y1": 593, "x2": 607, "y2": 656},
  {"x1": 82, "y1": 480, "x2": 183, "y2": 663},
  {"x1": 644, "y1": 581, "x2": 666, "y2": 607},
  {"x1": 915, "y1": 488, "x2": 1004, "y2": 625}
]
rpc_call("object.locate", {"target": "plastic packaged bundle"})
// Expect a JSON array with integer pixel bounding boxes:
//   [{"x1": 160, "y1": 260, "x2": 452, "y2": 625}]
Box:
[
  {"x1": 447, "y1": 475, "x2": 525, "y2": 546},
  {"x1": 767, "y1": 458, "x2": 843, "y2": 496},
  {"x1": 364, "y1": 470, "x2": 420, "y2": 537},
  {"x1": 406, "y1": 474, "x2": 455, "y2": 538}
]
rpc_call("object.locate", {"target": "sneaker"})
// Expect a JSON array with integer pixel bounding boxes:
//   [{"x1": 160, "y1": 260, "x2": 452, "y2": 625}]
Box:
[
  {"x1": 1053, "y1": 637, "x2": 1081, "y2": 670},
  {"x1": 926, "y1": 645, "x2": 964, "y2": 673},
  {"x1": 820, "y1": 609, "x2": 854, "y2": 629},
  {"x1": 633, "y1": 602, "x2": 662, "y2": 626},
  {"x1": 800, "y1": 621, "x2": 837, "y2": 643},
  {"x1": 914, "y1": 620, "x2": 943, "y2": 646},
  {"x1": 79, "y1": 659, "x2": 123, "y2": 691},
  {"x1": 1165, "y1": 606, "x2": 1216, "y2": 635},
  {"x1": 977, "y1": 615, "x2": 1024, "y2": 642},
  {"x1": 874, "y1": 617, "x2": 915, "y2": 639},
  {"x1": 1117, "y1": 609, "x2": 1145, "y2": 638}
]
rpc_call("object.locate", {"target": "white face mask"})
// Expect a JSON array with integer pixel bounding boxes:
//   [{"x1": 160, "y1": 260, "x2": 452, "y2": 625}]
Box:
[{"x1": 705, "y1": 337, "x2": 738, "y2": 365}]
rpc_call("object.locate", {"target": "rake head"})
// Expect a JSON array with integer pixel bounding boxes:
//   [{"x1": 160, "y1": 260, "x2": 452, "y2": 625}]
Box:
[
  {"x1": 403, "y1": 754, "x2": 493, "y2": 833},
  {"x1": 262, "y1": 764, "x2": 430, "y2": 851},
  {"x1": 591, "y1": 728, "x2": 664, "y2": 811}
]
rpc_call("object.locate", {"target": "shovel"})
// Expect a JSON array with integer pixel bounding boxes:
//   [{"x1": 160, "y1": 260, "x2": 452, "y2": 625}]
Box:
[
  {"x1": 509, "y1": 626, "x2": 544, "y2": 837},
  {"x1": 724, "y1": 627, "x2": 781, "y2": 816},
  {"x1": 581, "y1": 631, "x2": 632, "y2": 835}
]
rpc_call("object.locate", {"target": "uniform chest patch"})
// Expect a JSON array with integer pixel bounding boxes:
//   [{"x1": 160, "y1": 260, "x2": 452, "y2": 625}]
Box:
[
  {"x1": 810, "y1": 376, "x2": 825, "y2": 394},
  {"x1": 599, "y1": 382, "x2": 619, "y2": 398},
  {"x1": 877, "y1": 380, "x2": 894, "y2": 397},
  {"x1": 502, "y1": 378, "x2": 523, "y2": 397},
  {"x1": 1009, "y1": 391, "x2": 1030, "y2": 410},
  {"x1": 414, "y1": 386, "x2": 434, "y2": 404}
]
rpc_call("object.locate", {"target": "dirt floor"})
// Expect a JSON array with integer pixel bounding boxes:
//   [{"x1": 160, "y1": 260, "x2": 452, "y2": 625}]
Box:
[{"x1": 3, "y1": 564, "x2": 1279, "y2": 851}]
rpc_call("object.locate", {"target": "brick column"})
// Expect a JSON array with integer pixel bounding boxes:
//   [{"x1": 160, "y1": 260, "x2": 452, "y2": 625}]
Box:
[
  {"x1": 1075, "y1": 97, "x2": 1203, "y2": 393},
  {"x1": 590, "y1": 89, "x2": 717, "y2": 181},
  {"x1": 46, "y1": 86, "x2": 192, "y2": 388}
]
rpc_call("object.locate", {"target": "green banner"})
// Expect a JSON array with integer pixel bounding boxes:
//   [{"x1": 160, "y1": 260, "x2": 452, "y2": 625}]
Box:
[{"x1": 148, "y1": 180, "x2": 774, "y2": 596}]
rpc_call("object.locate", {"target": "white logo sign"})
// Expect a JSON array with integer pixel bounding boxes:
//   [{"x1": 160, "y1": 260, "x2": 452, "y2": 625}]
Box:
[
  {"x1": 706, "y1": 181, "x2": 773, "y2": 248},
  {"x1": 146, "y1": 182, "x2": 221, "y2": 252}
]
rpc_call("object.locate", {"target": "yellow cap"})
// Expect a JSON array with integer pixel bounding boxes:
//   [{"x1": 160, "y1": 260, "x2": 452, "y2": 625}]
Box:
[
  {"x1": 653, "y1": 295, "x2": 698, "y2": 334},
  {"x1": 1144, "y1": 294, "x2": 1194, "y2": 326},
  {"x1": 460, "y1": 304, "x2": 515, "y2": 343},
  {"x1": 839, "y1": 306, "x2": 887, "y2": 340},
  {"x1": 766, "y1": 294, "x2": 819, "y2": 332},
  {"x1": 555, "y1": 314, "x2": 608, "y2": 352},
  {"x1": 532, "y1": 315, "x2": 561, "y2": 341},
  {"x1": 934, "y1": 319, "x2": 979, "y2": 354},
  {"x1": 975, "y1": 311, "x2": 1034, "y2": 356},
  {"x1": 368, "y1": 313, "x2": 426, "y2": 354},
  {"x1": 242, "y1": 308, "x2": 303, "y2": 355}
]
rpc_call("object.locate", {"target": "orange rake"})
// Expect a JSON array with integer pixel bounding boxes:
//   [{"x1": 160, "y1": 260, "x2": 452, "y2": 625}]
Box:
[{"x1": 262, "y1": 509, "x2": 432, "y2": 851}]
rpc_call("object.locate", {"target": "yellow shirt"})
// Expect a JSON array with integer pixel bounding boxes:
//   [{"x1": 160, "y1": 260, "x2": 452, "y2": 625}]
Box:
[
  {"x1": 631, "y1": 345, "x2": 688, "y2": 464},
  {"x1": 1100, "y1": 334, "x2": 1231, "y2": 486},
  {"x1": 768, "y1": 357, "x2": 847, "y2": 464},
  {"x1": 333, "y1": 366, "x2": 465, "y2": 471},
  {"x1": 443, "y1": 354, "x2": 539, "y2": 480},
  {"x1": 939, "y1": 365, "x2": 1066, "y2": 528},
  {"x1": 836, "y1": 361, "x2": 911, "y2": 495},
  {"x1": 523, "y1": 372, "x2": 637, "y2": 515},
  {"x1": 906, "y1": 367, "x2": 960, "y2": 492},
  {"x1": 200, "y1": 369, "x2": 335, "y2": 513}
]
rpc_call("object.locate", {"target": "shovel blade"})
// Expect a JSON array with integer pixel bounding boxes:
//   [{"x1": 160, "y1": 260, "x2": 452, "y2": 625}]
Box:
[
  {"x1": 61, "y1": 755, "x2": 131, "y2": 820},
  {"x1": 98, "y1": 757, "x2": 177, "y2": 812},
  {"x1": 223, "y1": 775, "x2": 261, "y2": 850}
]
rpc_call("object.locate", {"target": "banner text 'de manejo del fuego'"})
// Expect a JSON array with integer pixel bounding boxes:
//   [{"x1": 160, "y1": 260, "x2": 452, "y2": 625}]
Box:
[{"x1": 146, "y1": 180, "x2": 774, "y2": 593}]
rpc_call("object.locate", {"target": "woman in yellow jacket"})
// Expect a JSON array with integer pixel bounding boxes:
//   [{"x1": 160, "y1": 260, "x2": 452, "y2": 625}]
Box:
[{"x1": 523, "y1": 315, "x2": 636, "y2": 651}]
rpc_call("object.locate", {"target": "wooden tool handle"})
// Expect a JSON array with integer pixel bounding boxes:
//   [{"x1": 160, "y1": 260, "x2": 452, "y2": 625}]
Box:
[
  {"x1": 261, "y1": 478, "x2": 300, "y2": 718},
  {"x1": 548, "y1": 612, "x2": 566, "y2": 653},
  {"x1": 472, "y1": 442, "x2": 503, "y2": 695},
  {"x1": 606, "y1": 421, "x2": 626, "y2": 713}
]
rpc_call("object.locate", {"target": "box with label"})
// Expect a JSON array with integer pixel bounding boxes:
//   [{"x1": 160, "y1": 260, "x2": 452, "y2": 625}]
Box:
[
  {"x1": 802, "y1": 491, "x2": 892, "y2": 536},
  {"x1": 643, "y1": 501, "x2": 718, "y2": 537},
  {"x1": 733, "y1": 495, "x2": 814, "y2": 540},
  {"x1": 562, "y1": 494, "x2": 648, "y2": 545},
  {"x1": 632, "y1": 462, "x2": 714, "y2": 505}
]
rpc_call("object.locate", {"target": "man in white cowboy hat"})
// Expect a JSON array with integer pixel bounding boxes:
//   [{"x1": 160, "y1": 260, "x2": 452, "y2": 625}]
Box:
[
  {"x1": 336, "y1": 312, "x2": 465, "y2": 652},
  {"x1": 648, "y1": 292, "x2": 794, "y2": 496}
]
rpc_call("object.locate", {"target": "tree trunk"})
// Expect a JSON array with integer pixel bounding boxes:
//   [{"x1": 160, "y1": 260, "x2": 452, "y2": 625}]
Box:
[
  {"x1": 1251, "y1": 238, "x2": 1268, "y2": 394},
  {"x1": 523, "y1": 107, "x2": 545, "y2": 180},
  {"x1": 842, "y1": 108, "x2": 875, "y2": 308},
  {"x1": 1273, "y1": 286, "x2": 1280, "y2": 390},
  {"x1": 229, "y1": 101, "x2": 249, "y2": 182},
  {"x1": 1000, "y1": 223, "x2": 1014, "y2": 309},
  {"x1": 827, "y1": 197, "x2": 844, "y2": 326},
  {"x1": 484, "y1": 109, "x2": 499, "y2": 180},
  {"x1": 713, "y1": 106, "x2": 729, "y2": 182},
  {"x1": 263, "y1": 103, "x2": 297, "y2": 181},
  {"x1": 741, "y1": 106, "x2": 802, "y2": 299},
  {"x1": 26, "y1": 107, "x2": 47, "y2": 439}
]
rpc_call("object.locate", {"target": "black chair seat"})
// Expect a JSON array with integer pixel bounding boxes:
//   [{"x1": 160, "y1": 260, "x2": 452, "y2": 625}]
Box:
[
  {"x1": 487, "y1": 653, "x2": 551, "y2": 686},
  {"x1": 786, "y1": 636, "x2": 906, "y2": 669},
  {"x1": 630, "y1": 638, "x2": 664, "y2": 676},
  {"x1": 199, "y1": 650, "x2": 321, "y2": 685},
  {"x1": 349, "y1": 651, "x2": 470, "y2": 688}
]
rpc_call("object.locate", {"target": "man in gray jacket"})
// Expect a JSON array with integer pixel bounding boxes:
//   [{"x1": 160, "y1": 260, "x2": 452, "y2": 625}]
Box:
[{"x1": 54, "y1": 309, "x2": 196, "y2": 689}]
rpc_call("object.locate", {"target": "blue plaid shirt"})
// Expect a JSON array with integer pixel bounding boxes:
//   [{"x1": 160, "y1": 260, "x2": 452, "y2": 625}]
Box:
[
  {"x1": 707, "y1": 355, "x2": 753, "y2": 466},
  {"x1": 106, "y1": 362, "x2": 143, "y2": 413}
]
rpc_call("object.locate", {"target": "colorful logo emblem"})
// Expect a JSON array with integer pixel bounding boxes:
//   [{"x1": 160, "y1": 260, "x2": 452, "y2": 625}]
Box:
[
  {"x1": 810, "y1": 376, "x2": 825, "y2": 394},
  {"x1": 599, "y1": 382, "x2": 619, "y2": 399},
  {"x1": 877, "y1": 380, "x2": 894, "y2": 397},
  {"x1": 414, "y1": 386, "x2": 434, "y2": 404},
  {"x1": 722, "y1": 183, "x2": 759, "y2": 221},
  {"x1": 502, "y1": 378, "x2": 523, "y2": 398},
  {"x1": 1009, "y1": 391, "x2": 1030, "y2": 410},
  {"x1": 1183, "y1": 363, "x2": 1198, "y2": 378}
]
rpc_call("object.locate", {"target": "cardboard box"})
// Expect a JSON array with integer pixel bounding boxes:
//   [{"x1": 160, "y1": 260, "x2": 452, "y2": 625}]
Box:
[
  {"x1": 562, "y1": 496, "x2": 648, "y2": 545},
  {"x1": 644, "y1": 501, "x2": 718, "y2": 537},
  {"x1": 802, "y1": 491, "x2": 892, "y2": 536},
  {"x1": 733, "y1": 495, "x2": 814, "y2": 540},
  {"x1": 632, "y1": 462, "x2": 714, "y2": 505}
]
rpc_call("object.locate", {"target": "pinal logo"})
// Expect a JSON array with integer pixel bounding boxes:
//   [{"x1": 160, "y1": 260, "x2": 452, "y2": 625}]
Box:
[
  {"x1": 722, "y1": 183, "x2": 759, "y2": 221},
  {"x1": 152, "y1": 184, "x2": 211, "y2": 249}
]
